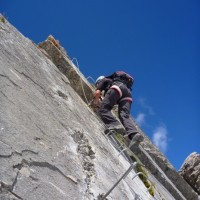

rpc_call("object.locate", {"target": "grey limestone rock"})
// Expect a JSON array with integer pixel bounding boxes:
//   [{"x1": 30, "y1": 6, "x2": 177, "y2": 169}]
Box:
[
  {"x1": 0, "y1": 14, "x2": 199, "y2": 200},
  {"x1": 179, "y1": 152, "x2": 200, "y2": 194},
  {"x1": 0, "y1": 14, "x2": 152, "y2": 200}
]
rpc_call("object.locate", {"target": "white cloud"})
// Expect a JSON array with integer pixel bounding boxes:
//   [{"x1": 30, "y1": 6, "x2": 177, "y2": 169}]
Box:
[
  {"x1": 137, "y1": 97, "x2": 155, "y2": 115},
  {"x1": 152, "y1": 125, "x2": 168, "y2": 153},
  {"x1": 135, "y1": 113, "x2": 146, "y2": 126}
]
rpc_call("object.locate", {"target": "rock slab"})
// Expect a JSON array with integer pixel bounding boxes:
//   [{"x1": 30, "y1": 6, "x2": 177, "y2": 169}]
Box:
[{"x1": 179, "y1": 152, "x2": 200, "y2": 194}]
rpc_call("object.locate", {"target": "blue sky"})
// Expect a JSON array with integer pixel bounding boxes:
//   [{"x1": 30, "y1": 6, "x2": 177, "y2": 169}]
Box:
[{"x1": 1, "y1": 0, "x2": 199, "y2": 170}]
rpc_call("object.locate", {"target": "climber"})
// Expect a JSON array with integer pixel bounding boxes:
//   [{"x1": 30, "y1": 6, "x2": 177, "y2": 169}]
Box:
[{"x1": 93, "y1": 71, "x2": 143, "y2": 147}]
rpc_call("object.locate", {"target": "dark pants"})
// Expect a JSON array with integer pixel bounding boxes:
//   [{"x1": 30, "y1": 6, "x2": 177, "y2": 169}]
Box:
[{"x1": 99, "y1": 82, "x2": 137, "y2": 136}]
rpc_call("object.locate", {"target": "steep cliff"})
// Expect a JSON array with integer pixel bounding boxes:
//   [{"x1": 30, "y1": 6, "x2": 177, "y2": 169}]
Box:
[{"x1": 0, "y1": 15, "x2": 199, "y2": 200}]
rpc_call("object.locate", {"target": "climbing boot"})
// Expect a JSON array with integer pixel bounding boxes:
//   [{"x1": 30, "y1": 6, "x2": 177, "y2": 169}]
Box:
[
  {"x1": 124, "y1": 133, "x2": 144, "y2": 148},
  {"x1": 104, "y1": 125, "x2": 125, "y2": 136}
]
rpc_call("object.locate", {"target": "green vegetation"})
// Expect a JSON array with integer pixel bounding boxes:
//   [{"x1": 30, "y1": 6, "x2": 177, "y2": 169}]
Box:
[
  {"x1": 115, "y1": 133, "x2": 155, "y2": 196},
  {"x1": 0, "y1": 16, "x2": 6, "y2": 23},
  {"x1": 136, "y1": 163, "x2": 155, "y2": 196}
]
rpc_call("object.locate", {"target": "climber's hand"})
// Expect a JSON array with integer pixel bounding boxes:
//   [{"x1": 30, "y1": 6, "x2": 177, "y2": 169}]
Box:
[
  {"x1": 93, "y1": 90, "x2": 101, "y2": 112},
  {"x1": 93, "y1": 99, "x2": 99, "y2": 112}
]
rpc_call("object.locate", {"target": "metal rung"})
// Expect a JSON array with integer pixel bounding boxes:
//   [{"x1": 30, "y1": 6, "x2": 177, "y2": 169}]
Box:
[
  {"x1": 118, "y1": 146, "x2": 128, "y2": 157},
  {"x1": 99, "y1": 162, "x2": 137, "y2": 200},
  {"x1": 99, "y1": 164, "x2": 153, "y2": 200}
]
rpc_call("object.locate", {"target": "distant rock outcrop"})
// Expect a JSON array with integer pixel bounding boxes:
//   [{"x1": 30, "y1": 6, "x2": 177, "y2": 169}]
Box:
[
  {"x1": 0, "y1": 14, "x2": 199, "y2": 200},
  {"x1": 179, "y1": 152, "x2": 200, "y2": 194}
]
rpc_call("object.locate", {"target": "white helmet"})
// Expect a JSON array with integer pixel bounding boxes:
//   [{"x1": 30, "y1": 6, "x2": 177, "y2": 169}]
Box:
[{"x1": 95, "y1": 76, "x2": 105, "y2": 86}]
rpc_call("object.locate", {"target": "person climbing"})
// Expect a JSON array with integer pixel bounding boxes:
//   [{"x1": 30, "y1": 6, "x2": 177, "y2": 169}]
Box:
[{"x1": 93, "y1": 71, "x2": 143, "y2": 147}]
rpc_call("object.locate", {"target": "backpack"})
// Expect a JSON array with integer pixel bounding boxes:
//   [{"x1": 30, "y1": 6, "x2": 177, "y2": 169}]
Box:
[{"x1": 107, "y1": 71, "x2": 134, "y2": 89}]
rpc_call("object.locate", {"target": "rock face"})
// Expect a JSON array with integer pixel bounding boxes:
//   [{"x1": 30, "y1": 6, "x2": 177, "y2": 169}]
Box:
[
  {"x1": 38, "y1": 35, "x2": 199, "y2": 200},
  {"x1": 179, "y1": 152, "x2": 200, "y2": 194},
  {"x1": 38, "y1": 35, "x2": 200, "y2": 200},
  {"x1": 0, "y1": 14, "x2": 153, "y2": 200},
  {"x1": 0, "y1": 14, "x2": 199, "y2": 200},
  {"x1": 38, "y1": 35, "x2": 95, "y2": 105}
]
